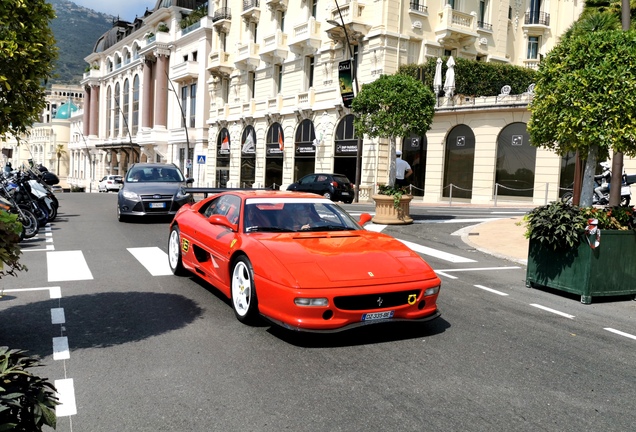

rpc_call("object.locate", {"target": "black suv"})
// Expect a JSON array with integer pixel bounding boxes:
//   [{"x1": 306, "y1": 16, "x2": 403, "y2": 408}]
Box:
[{"x1": 287, "y1": 173, "x2": 354, "y2": 204}]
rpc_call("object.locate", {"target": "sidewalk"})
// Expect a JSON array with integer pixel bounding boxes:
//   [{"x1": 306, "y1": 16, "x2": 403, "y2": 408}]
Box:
[{"x1": 460, "y1": 216, "x2": 529, "y2": 265}]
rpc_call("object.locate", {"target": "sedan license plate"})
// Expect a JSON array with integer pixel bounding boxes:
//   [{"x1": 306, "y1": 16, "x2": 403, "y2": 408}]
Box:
[
  {"x1": 341, "y1": 192, "x2": 350, "y2": 195},
  {"x1": 362, "y1": 311, "x2": 394, "y2": 322},
  {"x1": 149, "y1": 202, "x2": 166, "y2": 209}
]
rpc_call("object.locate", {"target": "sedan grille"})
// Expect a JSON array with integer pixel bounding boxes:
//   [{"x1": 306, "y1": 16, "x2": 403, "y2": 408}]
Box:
[{"x1": 334, "y1": 290, "x2": 421, "y2": 311}]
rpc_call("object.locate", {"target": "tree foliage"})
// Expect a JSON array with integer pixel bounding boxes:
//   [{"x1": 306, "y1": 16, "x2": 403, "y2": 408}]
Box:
[
  {"x1": 0, "y1": 211, "x2": 26, "y2": 279},
  {"x1": 351, "y1": 74, "x2": 436, "y2": 186},
  {"x1": 528, "y1": 30, "x2": 636, "y2": 157},
  {"x1": 0, "y1": 0, "x2": 58, "y2": 140}
]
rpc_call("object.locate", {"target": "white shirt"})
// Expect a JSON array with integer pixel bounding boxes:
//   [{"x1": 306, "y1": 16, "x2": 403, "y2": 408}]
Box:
[{"x1": 396, "y1": 158, "x2": 411, "y2": 180}]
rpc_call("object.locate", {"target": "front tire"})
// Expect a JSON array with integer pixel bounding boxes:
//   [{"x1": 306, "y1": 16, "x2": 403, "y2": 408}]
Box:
[
  {"x1": 323, "y1": 191, "x2": 332, "y2": 200},
  {"x1": 231, "y1": 256, "x2": 259, "y2": 324},
  {"x1": 561, "y1": 192, "x2": 573, "y2": 205},
  {"x1": 168, "y1": 226, "x2": 187, "y2": 276}
]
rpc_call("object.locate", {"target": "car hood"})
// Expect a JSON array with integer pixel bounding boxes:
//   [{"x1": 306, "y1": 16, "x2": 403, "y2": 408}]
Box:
[
  {"x1": 257, "y1": 232, "x2": 436, "y2": 287},
  {"x1": 122, "y1": 182, "x2": 185, "y2": 195}
]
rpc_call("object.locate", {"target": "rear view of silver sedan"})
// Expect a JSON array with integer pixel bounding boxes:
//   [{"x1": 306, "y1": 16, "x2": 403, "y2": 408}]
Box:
[{"x1": 117, "y1": 163, "x2": 194, "y2": 222}]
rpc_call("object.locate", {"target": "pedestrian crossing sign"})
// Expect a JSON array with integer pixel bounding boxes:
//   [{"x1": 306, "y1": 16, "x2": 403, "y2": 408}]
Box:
[{"x1": 197, "y1": 155, "x2": 206, "y2": 164}]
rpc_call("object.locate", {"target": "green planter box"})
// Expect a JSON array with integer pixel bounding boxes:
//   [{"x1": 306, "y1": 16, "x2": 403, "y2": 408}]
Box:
[{"x1": 526, "y1": 230, "x2": 636, "y2": 304}]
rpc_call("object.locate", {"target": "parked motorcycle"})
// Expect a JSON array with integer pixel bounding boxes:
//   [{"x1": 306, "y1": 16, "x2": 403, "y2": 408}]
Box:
[
  {"x1": 562, "y1": 164, "x2": 634, "y2": 206},
  {"x1": 0, "y1": 187, "x2": 39, "y2": 240}
]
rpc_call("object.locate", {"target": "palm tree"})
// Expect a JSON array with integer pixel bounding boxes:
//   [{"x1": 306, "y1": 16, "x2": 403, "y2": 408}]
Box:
[{"x1": 55, "y1": 144, "x2": 66, "y2": 175}]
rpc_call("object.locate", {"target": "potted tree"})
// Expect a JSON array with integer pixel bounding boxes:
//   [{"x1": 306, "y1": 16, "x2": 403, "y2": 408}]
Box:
[
  {"x1": 524, "y1": 201, "x2": 636, "y2": 304},
  {"x1": 351, "y1": 73, "x2": 435, "y2": 224}
]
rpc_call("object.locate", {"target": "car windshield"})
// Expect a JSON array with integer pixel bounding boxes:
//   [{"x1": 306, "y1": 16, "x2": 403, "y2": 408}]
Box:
[
  {"x1": 126, "y1": 167, "x2": 184, "y2": 183},
  {"x1": 243, "y1": 198, "x2": 361, "y2": 233}
]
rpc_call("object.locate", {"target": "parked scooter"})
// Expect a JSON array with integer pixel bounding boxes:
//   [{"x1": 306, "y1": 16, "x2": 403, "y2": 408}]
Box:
[{"x1": 562, "y1": 163, "x2": 634, "y2": 206}]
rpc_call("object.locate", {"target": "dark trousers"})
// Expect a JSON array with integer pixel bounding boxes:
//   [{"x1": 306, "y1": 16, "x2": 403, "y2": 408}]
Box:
[{"x1": 396, "y1": 178, "x2": 409, "y2": 187}]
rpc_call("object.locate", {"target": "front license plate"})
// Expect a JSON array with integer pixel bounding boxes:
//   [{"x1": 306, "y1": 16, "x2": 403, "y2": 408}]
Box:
[
  {"x1": 362, "y1": 311, "x2": 394, "y2": 321},
  {"x1": 341, "y1": 192, "x2": 350, "y2": 195},
  {"x1": 149, "y1": 202, "x2": 166, "y2": 209}
]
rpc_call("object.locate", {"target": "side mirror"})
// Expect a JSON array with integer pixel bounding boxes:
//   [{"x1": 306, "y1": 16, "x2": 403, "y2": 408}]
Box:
[
  {"x1": 359, "y1": 213, "x2": 372, "y2": 226},
  {"x1": 208, "y1": 214, "x2": 237, "y2": 231},
  {"x1": 186, "y1": 178, "x2": 195, "y2": 184}
]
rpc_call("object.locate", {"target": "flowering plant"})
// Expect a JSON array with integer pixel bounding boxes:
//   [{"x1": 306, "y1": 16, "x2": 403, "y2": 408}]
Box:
[{"x1": 377, "y1": 183, "x2": 410, "y2": 208}]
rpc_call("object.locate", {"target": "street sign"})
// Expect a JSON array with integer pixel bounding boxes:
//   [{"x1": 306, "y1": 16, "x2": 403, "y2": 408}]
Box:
[{"x1": 197, "y1": 155, "x2": 206, "y2": 164}]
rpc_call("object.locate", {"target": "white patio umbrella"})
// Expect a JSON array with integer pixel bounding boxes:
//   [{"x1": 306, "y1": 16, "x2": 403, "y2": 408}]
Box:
[
  {"x1": 433, "y1": 57, "x2": 443, "y2": 96},
  {"x1": 443, "y1": 56, "x2": 456, "y2": 97}
]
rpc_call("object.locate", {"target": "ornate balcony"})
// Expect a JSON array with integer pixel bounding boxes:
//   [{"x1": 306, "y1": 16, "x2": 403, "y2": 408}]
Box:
[
  {"x1": 265, "y1": 0, "x2": 287, "y2": 12},
  {"x1": 208, "y1": 50, "x2": 233, "y2": 77},
  {"x1": 523, "y1": 11, "x2": 551, "y2": 36},
  {"x1": 289, "y1": 17, "x2": 322, "y2": 56},
  {"x1": 170, "y1": 60, "x2": 199, "y2": 83},
  {"x1": 235, "y1": 41, "x2": 260, "y2": 71},
  {"x1": 435, "y1": 5, "x2": 478, "y2": 48},
  {"x1": 212, "y1": 7, "x2": 232, "y2": 34},
  {"x1": 327, "y1": 0, "x2": 370, "y2": 38},
  {"x1": 260, "y1": 30, "x2": 288, "y2": 64},
  {"x1": 241, "y1": 0, "x2": 260, "y2": 23}
]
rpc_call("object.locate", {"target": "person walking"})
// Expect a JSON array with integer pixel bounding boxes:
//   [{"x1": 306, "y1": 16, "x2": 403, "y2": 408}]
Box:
[{"x1": 395, "y1": 150, "x2": 412, "y2": 187}]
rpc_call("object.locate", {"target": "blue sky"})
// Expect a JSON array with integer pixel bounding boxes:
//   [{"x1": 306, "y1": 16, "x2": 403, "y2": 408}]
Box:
[{"x1": 72, "y1": 0, "x2": 156, "y2": 20}]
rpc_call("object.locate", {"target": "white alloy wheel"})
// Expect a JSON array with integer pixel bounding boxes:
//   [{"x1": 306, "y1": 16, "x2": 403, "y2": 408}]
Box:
[
  {"x1": 168, "y1": 227, "x2": 186, "y2": 275},
  {"x1": 231, "y1": 256, "x2": 258, "y2": 323}
]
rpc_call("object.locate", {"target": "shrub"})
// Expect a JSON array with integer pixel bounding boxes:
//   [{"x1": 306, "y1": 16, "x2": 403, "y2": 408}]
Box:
[
  {"x1": 0, "y1": 211, "x2": 27, "y2": 279},
  {"x1": 0, "y1": 347, "x2": 58, "y2": 431}
]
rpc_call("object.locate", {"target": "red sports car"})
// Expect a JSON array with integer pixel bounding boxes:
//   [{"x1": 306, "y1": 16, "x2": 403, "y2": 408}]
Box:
[{"x1": 168, "y1": 190, "x2": 441, "y2": 332}]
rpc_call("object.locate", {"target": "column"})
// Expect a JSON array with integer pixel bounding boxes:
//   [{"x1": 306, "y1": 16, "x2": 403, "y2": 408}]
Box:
[
  {"x1": 154, "y1": 53, "x2": 168, "y2": 128},
  {"x1": 89, "y1": 85, "x2": 100, "y2": 137},
  {"x1": 142, "y1": 57, "x2": 153, "y2": 129}
]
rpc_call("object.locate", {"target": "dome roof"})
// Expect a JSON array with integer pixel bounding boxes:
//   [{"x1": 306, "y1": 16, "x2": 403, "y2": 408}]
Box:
[
  {"x1": 55, "y1": 102, "x2": 78, "y2": 119},
  {"x1": 153, "y1": 0, "x2": 207, "y2": 10}
]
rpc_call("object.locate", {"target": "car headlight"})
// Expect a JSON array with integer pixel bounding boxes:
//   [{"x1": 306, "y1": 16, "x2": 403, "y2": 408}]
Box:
[
  {"x1": 294, "y1": 298, "x2": 329, "y2": 307},
  {"x1": 122, "y1": 190, "x2": 139, "y2": 200},
  {"x1": 424, "y1": 286, "x2": 440, "y2": 296}
]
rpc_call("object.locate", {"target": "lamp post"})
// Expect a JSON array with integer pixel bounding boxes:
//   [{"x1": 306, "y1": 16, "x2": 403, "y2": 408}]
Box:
[
  {"x1": 166, "y1": 72, "x2": 191, "y2": 178},
  {"x1": 327, "y1": 2, "x2": 363, "y2": 203}
]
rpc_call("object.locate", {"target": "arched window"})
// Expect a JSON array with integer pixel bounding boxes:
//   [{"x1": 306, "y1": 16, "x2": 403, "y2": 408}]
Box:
[
  {"x1": 132, "y1": 75, "x2": 139, "y2": 135},
  {"x1": 123, "y1": 79, "x2": 130, "y2": 136},
  {"x1": 114, "y1": 83, "x2": 121, "y2": 137},
  {"x1": 216, "y1": 128, "x2": 231, "y2": 188},
  {"x1": 240, "y1": 125, "x2": 257, "y2": 187},
  {"x1": 495, "y1": 122, "x2": 536, "y2": 198},
  {"x1": 265, "y1": 123, "x2": 284, "y2": 188},
  {"x1": 443, "y1": 124, "x2": 475, "y2": 199},
  {"x1": 293, "y1": 119, "x2": 316, "y2": 182},
  {"x1": 333, "y1": 114, "x2": 358, "y2": 183}
]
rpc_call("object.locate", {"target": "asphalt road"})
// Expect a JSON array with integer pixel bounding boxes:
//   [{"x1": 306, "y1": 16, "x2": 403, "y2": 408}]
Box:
[{"x1": 1, "y1": 193, "x2": 635, "y2": 432}]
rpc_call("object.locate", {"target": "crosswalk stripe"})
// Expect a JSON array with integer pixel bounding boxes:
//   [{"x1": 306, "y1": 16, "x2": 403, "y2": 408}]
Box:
[
  {"x1": 47, "y1": 251, "x2": 93, "y2": 282},
  {"x1": 128, "y1": 247, "x2": 172, "y2": 276},
  {"x1": 55, "y1": 378, "x2": 77, "y2": 417}
]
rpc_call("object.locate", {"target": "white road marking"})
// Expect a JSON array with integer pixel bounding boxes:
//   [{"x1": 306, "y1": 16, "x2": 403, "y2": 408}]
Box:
[
  {"x1": 365, "y1": 223, "x2": 386, "y2": 232},
  {"x1": 604, "y1": 328, "x2": 636, "y2": 341},
  {"x1": 128, "y1": 247, "x2": 172, "y2": 276},
  {"x1": 398, "y1": 239, "x2": 476, "y2": 263},
  {"x1": 474, "y1": 284, "x2": 509, "y2": 296},
  {"x1": 47, "y1": 251, "x2": 92, "y2": 281},
  {"x1": 51, "y1": 308, "x2": 65, "y2": 324},
  {"x1": 414, "y1": 218, "x2": 503, "y2": 224},
  {"x1": 530, "y1": 303, "x2": 575, "y2": 319},
  {"x1": 22, "y1": 244, "x2": 55, "y2": 251},
  {"x1": 55, "y1": 378, "x2": 77, "y2": 417},
  {"x1": 53, "y1": 336, "x2": 70, "y2": 360},
  {"x1": 1, "y1": 286, "x2": 62, "y2": 298},
  {"x1": 435, "y1": 271, "x2": 458, "y2": 279},
  {"x1": 435, "y1": 266, "x2": 521, "y2": 273}
]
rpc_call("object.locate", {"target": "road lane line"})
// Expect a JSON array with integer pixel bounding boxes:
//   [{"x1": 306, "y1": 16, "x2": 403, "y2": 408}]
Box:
[
  {"x1": 1, "y1": 286, "x2": 62, "y2": 298},
  {"x1": 434, "y1": 266, "x2": 521, "y2": 273},
  {"x1": 51, "y1": 308, "x2": 65, "y2": 324},
  {"x1": 414, "y1": 218, "x2": 503, "y2": 224},
  {"x1": 435, "y1": 271, "x2": 457, "y2": 279},
  {"x1": 53, "y1": 336, "x2": 70, "y2": 360},
  {"x1": 474, "y1": 285, "x2": 509, "y2": 296},
  {"x1": 47, "y1": 251, "x2": 92, "y2": 281},
  {"x1": 530, "y1": 303, "x2": 575, "y2": 319},
  {"x1": 128, "y1": 247, "x2": 172, "y2": 276},
  {"x1": 398, "y1": 239, "x2": 476, "y2": 263},
  {"x1": 604, "y1": 328, "x2": 636, "y2": 341},
  {"x1": 55, "y1": 378, "x2": 77, "y2": 417}
]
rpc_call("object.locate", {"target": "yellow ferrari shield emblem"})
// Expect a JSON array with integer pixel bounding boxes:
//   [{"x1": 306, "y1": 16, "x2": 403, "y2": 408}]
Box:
[
  {"x1": 407, "y1": 294, "x2": 417, "y2": 305},
  {"x1": 181, "y1": 238, "x2": 190, "y2": 253},
  {"x1": 230, "y1": 239, "x2": 237, "y2": 249}
]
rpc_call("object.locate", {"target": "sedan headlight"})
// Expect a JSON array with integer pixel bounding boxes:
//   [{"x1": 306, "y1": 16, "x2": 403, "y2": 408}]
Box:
[
  {"x1": 122, "y1": 190, "x2": 139, "y2": 200},
  {"x1": 294, "y1": 298, "x2": 329, "y2": 307},
  {"x1": 424, "y1": 286, "x2": 440, "y2": 296}
]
